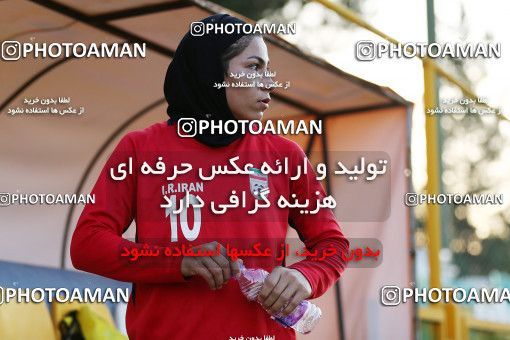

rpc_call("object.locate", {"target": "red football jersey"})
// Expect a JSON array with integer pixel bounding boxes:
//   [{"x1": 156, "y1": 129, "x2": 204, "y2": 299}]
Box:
[{"x1": 71, "y1": 120, "x2": 349, "y2": 339}]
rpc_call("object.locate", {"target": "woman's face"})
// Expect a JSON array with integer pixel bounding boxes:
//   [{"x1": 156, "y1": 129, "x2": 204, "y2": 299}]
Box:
[{"x1": 225, "y1": 36, "x2": 274, "y2": 121}]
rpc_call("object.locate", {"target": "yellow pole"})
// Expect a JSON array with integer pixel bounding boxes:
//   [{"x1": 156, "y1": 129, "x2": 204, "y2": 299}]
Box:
[{"x1": 423, "y1": 57, "x2": 445, "y2": 339}]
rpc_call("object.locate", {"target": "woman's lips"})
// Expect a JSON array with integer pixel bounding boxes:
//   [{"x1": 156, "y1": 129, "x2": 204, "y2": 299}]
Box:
[
  {"x1": 257, "y1": 101, "x2": 269, "y2": 110},
  {"x1": 257, "y1": 98, "x2": 271, "y2": 110}
]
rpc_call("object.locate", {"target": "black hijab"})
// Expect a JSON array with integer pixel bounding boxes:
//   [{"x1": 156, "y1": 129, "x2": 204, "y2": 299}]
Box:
[{"x1": 164, "y1": 14, "x2": 251, "y2": 147}]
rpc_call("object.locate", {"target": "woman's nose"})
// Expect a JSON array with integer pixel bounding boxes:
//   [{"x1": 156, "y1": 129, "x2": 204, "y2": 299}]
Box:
[{"x1": 261, "y1": 76, "x2": 275, "y2": 92}]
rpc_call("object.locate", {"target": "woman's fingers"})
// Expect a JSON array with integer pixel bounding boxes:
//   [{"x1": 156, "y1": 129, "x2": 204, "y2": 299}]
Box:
[
  {"x1": 280, "y1": 289, "x2": 308, "y2": 317},
  {"x1": 230, "y1": 258, "x2": 243, "y2": 277},
  {"x1": 263, "y1": 277, "x2": 289, "y2": 314},
  {"x1": 258, "y1": 267, "x2": 284, "y2": 309},
  {"x1": 192, "y1": 261, "x2": 216, "y2": 290},
  {"x1": 184, "y1": 241, "x2": 246, "y2": 290},
  {"x1": 200, "y1": 256, "x2": 225, "y2": 289},
  {"x1": 258, "y1": 267, "x2": 312, "y2": 316},
  {"x1": 210, "y1": 253, "x2": 232, "y2": 282},
  {"x1": 217, "y1": 242, "x2": 243, "y2": 278}
]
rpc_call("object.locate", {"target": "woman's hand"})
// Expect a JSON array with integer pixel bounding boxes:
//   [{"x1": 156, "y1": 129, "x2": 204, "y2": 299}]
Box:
[
  {"x1": 257, "y1": 266, "x2": 312, "y2": 317},
  {"x1": 180, "y1": 241, "x2": 242, "y2": 290}
]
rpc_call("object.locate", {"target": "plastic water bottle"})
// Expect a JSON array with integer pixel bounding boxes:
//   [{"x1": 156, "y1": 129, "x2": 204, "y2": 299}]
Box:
[{"x1": 235, "y1": 263, "x2": 322, "y2": 334}]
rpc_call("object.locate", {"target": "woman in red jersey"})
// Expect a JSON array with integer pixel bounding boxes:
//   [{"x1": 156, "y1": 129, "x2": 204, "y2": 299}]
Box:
[{"x1": 71, "y1": 13, "x2": 349, "y2": 340}]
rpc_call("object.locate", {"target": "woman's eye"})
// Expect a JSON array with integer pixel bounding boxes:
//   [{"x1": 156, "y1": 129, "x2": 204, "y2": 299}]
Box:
[{"x1": 248, "y1": 64, "x2": 259, "y2": 70}]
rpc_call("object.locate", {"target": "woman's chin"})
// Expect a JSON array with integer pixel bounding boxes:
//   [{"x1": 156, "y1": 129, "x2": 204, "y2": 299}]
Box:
[{"x1": 239, "y1": 112, "x2": 263, "y2": 121}]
